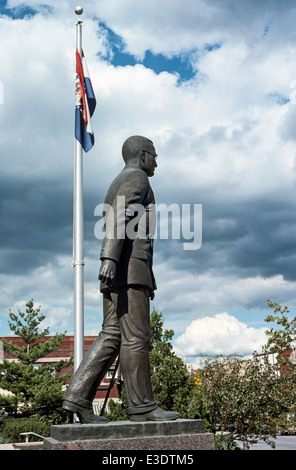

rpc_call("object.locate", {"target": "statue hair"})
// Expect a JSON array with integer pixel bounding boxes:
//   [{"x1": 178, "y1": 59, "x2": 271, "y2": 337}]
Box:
[{"x1": 122, "y1": 136, "x2": 153, "y2": 162}]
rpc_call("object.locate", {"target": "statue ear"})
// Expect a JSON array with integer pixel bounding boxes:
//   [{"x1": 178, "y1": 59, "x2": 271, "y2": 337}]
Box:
[{"x1": 140, "y1": 149, "x2": 146, "y2": 163}]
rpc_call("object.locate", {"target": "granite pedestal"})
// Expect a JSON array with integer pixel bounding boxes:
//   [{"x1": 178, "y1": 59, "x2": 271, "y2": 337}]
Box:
[{"x1": 43, "y1": 419, "x2": 215, "y2": 450}]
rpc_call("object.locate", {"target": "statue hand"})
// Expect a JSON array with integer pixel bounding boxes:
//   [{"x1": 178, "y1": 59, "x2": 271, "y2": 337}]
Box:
[{"x1": 99, "y1": 259, "x2": 117, "y2": 286}]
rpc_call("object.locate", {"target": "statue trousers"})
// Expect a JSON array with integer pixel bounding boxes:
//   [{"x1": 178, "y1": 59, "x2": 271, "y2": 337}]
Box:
[{"x1": 64, "y1": 285, "x2": 157, "y2": 415}]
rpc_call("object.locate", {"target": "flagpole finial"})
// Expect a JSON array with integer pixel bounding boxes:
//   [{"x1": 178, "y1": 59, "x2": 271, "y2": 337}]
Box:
[{"x1": 75, "y1": 6, "x2": 83, "y2": 15}]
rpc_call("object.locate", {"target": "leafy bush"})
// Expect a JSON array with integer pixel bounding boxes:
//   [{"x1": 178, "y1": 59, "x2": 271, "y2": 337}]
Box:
[
  {"x1": 0, "y1": 434, "x2": 12, "y2": 444},
  {"x1": 0, "y1": 393, "x2": 18, "y2": 415},
  {"x1": 215, "y1": 433, "x2": 242, "y2": 450},
  {"x1": 1, "y1": 418, "x2": 50, "y2": 443}
]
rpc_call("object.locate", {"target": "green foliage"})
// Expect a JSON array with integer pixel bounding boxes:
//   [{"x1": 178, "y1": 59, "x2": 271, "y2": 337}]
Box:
[
  {"x1": 195, "y1": 301, "x2": 296, "y2": 449},
  {"x1": 105, "y1": 398, "x2": 129, "y2": 421},
  {"x1": 7, "y1": 299, "x2": 49, "y2": 342},
  {"x1": 0, "y1": 434, "x2": 12, "y2": 444},
  {"x1": 0, "y1": 300, "x2": 73, "y2": 424},
  {"x1": 2, "y1": 300, "x2": 67, "y2": 365},
  {"x1": 0, "y1": 393, "x2": 18, "y2": 415},
  {"x1": 200, "y1": 353, "x2": 285, "y2": 450},
  {"x1": 105, "y1": 382, "x2": 129, "y2": 421},
  {"x1": 186, "y1": 387, "x2": 211, "y2": 429},
  {"x1": 1, "y1": 417, "x2": 50, "y2": 443},
  {"x1": 149, "y1": 308, "x2": 198, "y2": 418},
  {"x1": 263, "y1": 300, "x2": 296, "y2": 433},
  {"x1": 265, "y1": 300, "x2": 296, "y2": 354},
  {"x1": 214, "y1": 433, "x2": 241, "y2": 450}
]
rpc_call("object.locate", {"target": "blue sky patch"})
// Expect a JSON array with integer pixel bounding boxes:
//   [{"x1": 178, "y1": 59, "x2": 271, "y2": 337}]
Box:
[
  {"x1": 0, "y1": 1, "x2": 37, "y2": 19},
  {"x1": 98, "y1": 21, "x2": 197, "y2": 83},
  {"x1": 115, "y1": 49, "x2": 197, "y2": 83},
  {"x1": 268, "y1": 92, "x2": 290, "y2": 106},
  {"x1": 204, "y1": 43, "x2": 222, "y2": 52},
  {"x1": 0, "y1": 2, "x2": 52, "y2": 19}
]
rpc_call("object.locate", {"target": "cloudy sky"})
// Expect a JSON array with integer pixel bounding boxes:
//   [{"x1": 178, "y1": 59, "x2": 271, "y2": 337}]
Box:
[{"x1": 1, "y1": 0, "x2": 296, "y2": 364}]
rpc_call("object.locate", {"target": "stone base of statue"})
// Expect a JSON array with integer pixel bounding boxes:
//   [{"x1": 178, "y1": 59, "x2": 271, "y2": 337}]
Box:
[{"x1": 43, "y1": 419, "x2": 215, "y2": 451}]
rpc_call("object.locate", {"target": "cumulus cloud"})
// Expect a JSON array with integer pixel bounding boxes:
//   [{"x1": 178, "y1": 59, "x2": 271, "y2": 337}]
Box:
[{"x1": 174, "y1": 312, "x2": 267, "y2": 357}]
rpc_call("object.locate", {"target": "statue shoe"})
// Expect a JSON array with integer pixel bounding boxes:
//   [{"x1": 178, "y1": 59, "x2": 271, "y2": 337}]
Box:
[
  {"x1": 129, "y1": 406, "x2": 180, "y2": 422},
  {"x1": 62, "y1": 400, "x2": 108, "y2": 424}
]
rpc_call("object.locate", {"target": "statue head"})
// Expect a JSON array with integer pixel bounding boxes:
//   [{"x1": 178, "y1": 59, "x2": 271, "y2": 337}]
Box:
[{"x1": 122, "y1": 135, "x2": 158, "y2": 177}]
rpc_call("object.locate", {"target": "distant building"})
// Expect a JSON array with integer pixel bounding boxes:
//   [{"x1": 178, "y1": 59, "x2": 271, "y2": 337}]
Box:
[{"x1": 0, "y1": 335, "x2": 121, "y2": 414}]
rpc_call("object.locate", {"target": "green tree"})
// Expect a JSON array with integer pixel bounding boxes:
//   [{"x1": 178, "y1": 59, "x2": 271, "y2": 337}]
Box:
[
  {"x1": 263, "y1": 300, "x2": 296, "y2": 432},
  {"x1": 200, "y1": 353, "x2": 285, "y2": 450},
  {"x1": 149, "y1": 308, "x2": 197, "y2": 418},
  {"x1": 264, "y1": 300, "x2": 296, "y2": 354},
  {"x1": 0, "y1": 300, "x2": 73, "y2": 424}
]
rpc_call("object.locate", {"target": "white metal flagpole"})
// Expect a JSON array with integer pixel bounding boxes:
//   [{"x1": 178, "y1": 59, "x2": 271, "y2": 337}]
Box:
[{"x1": 73, "y1": 6, "x2": 84, "y2": 372}]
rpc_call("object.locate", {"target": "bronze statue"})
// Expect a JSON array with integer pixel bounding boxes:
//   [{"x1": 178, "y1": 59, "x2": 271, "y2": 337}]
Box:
[{"x1": 63, "y1": 136, "x2": 180, "y2": 423}]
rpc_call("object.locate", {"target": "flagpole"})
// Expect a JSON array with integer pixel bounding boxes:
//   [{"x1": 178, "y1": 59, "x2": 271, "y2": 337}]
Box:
[{"x1": 73, "y1": 6, "x2": 84, "y2": 372}]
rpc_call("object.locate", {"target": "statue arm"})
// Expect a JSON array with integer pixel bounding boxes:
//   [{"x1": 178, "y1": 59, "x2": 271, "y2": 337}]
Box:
[
  {"x1": 99, "y1": 170, "x2": 150, "y2": 287},
  {"x1": 100, "y1": 170, "x2": 149, "y2": 263}
]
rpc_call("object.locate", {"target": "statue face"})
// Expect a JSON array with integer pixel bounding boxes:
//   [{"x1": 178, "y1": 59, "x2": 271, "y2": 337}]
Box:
[{"x1": 141, "y1": 144, "x2": 158, "y2": 177}]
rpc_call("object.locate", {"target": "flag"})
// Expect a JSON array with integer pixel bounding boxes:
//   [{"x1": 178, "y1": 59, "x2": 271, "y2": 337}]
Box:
[{"x1": 75, "y1": 49, "x2": 96, "y2": 152}]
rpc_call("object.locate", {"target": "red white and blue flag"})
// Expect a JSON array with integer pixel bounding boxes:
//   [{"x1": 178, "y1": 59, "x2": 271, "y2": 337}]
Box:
[{"x1": 75, "y1": 49, "x2": 96, "y2": 152}]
